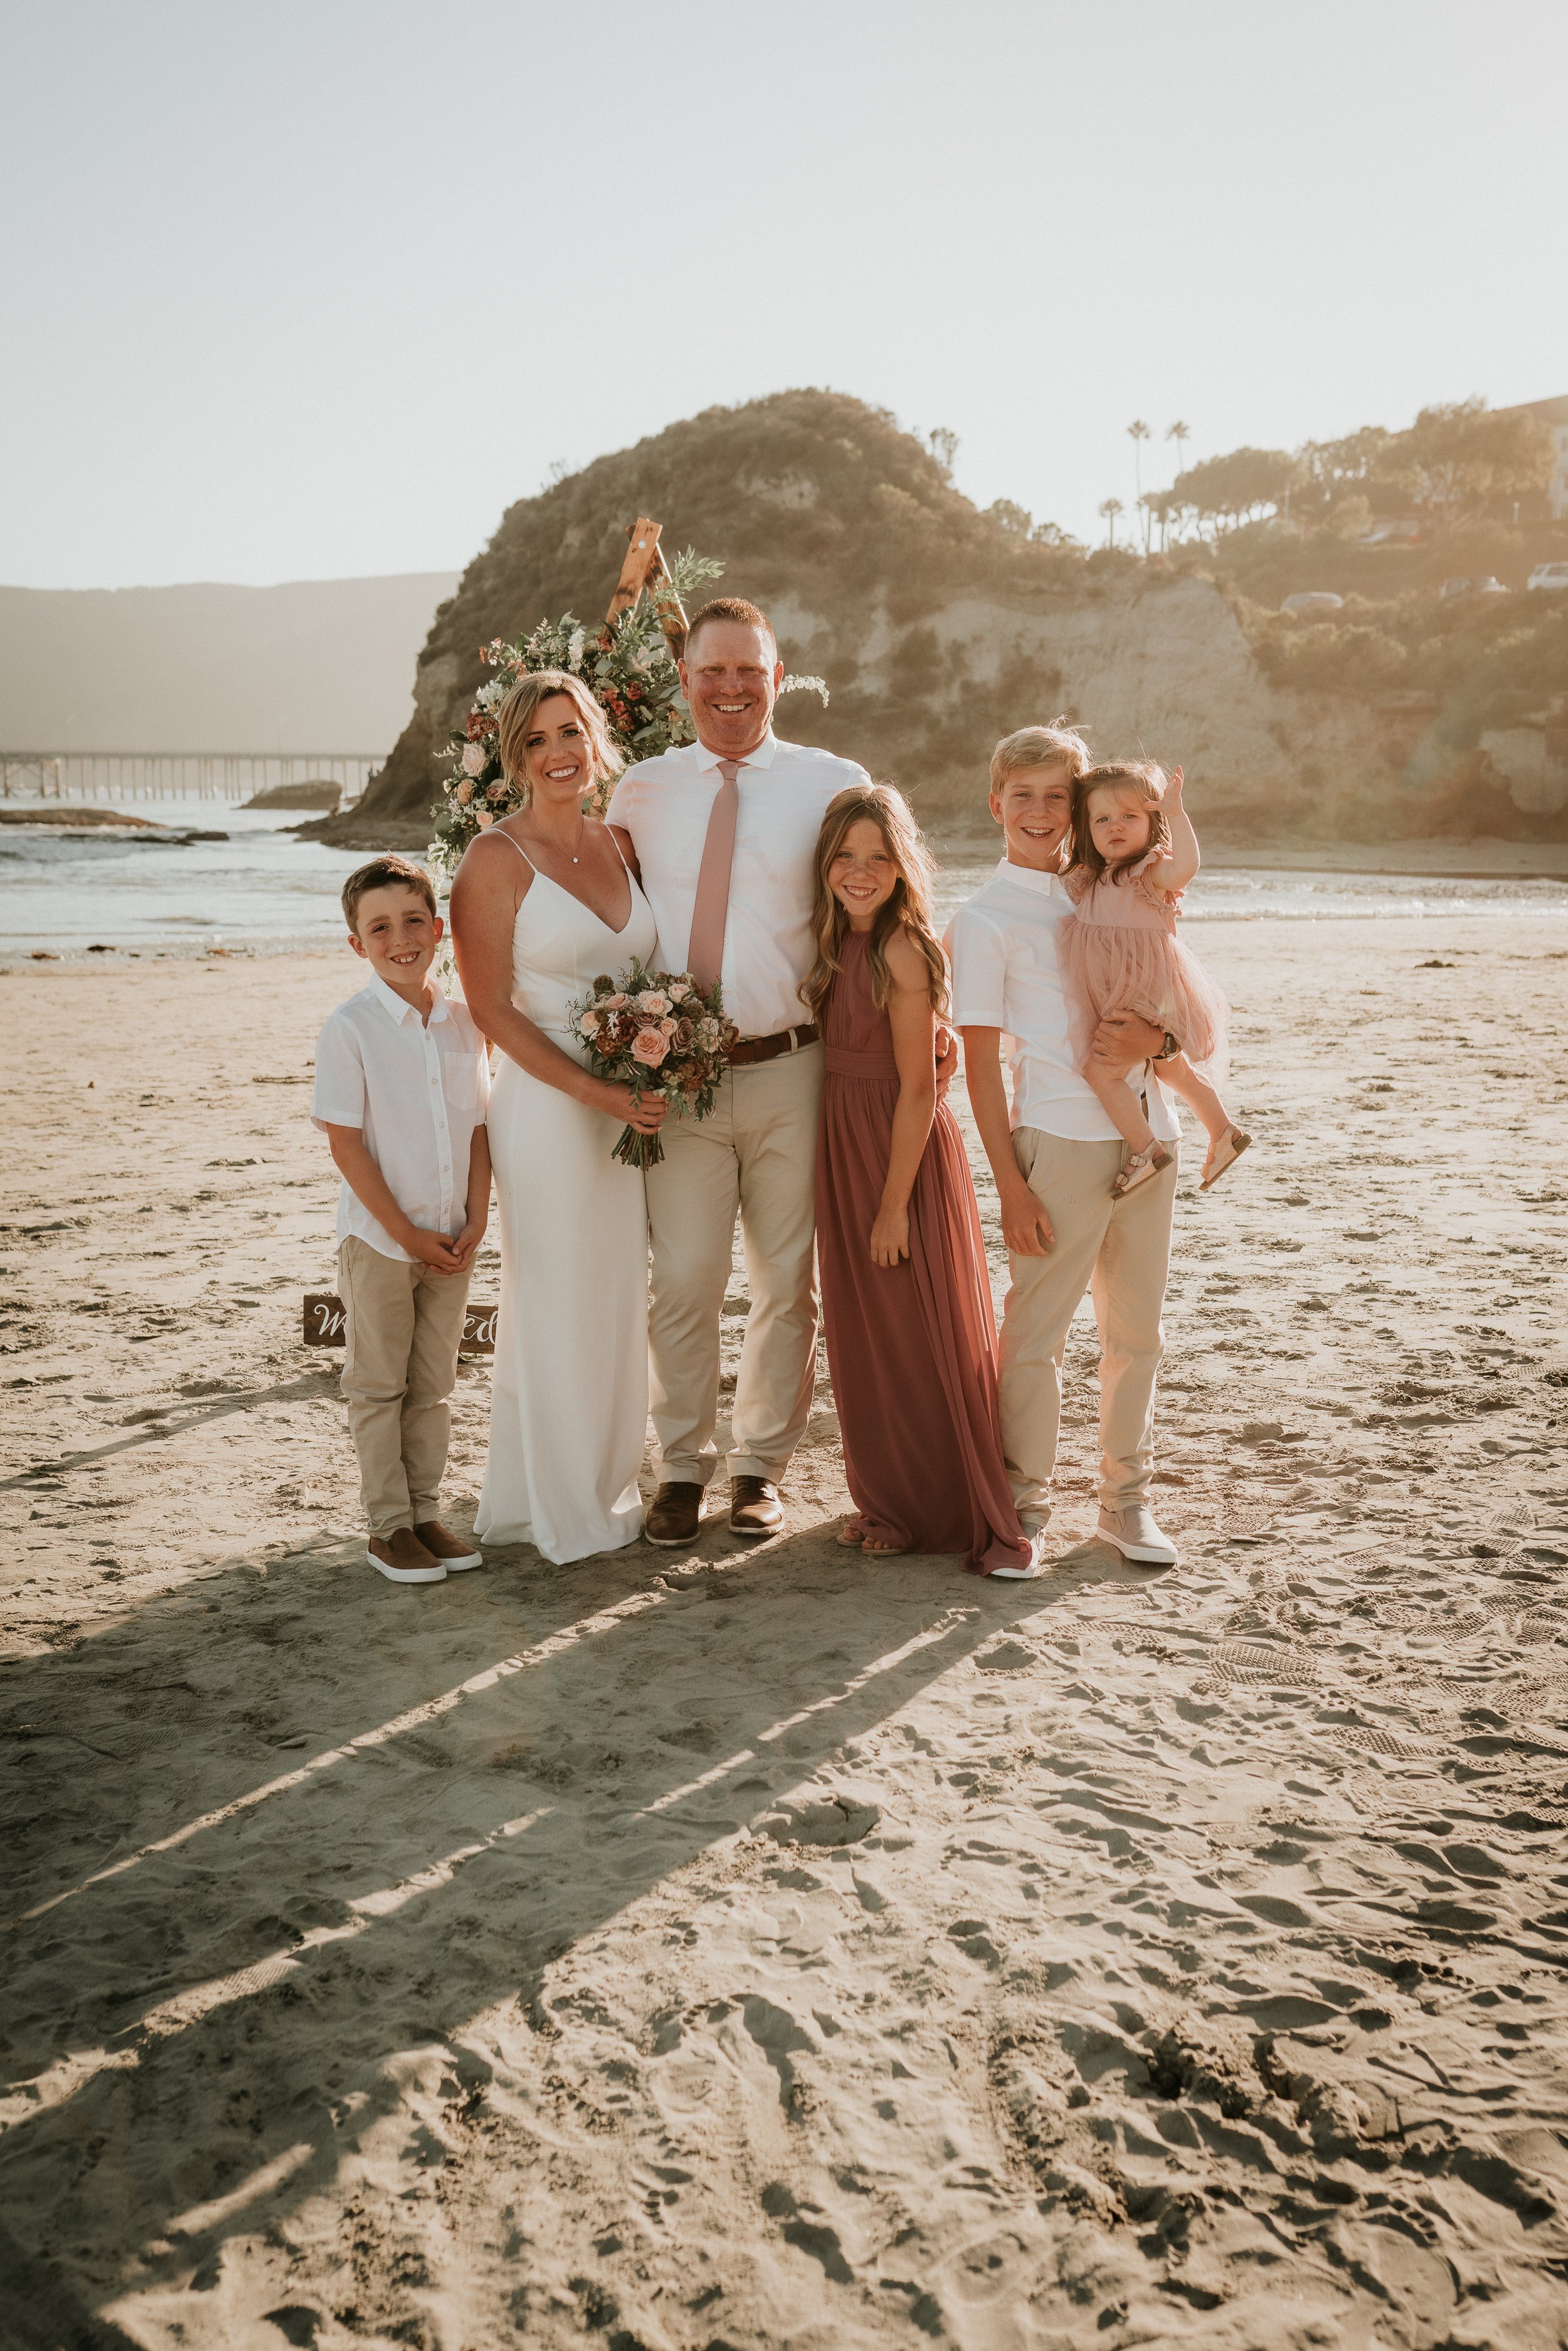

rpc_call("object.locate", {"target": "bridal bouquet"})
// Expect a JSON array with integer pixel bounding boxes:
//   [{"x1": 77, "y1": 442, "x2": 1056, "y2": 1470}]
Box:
[{"x1": 569, "y1": 960, "x2": 739, "y2": 1170}]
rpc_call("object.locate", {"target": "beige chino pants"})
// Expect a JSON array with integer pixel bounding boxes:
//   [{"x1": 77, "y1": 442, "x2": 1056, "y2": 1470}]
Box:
[
  {"x1": 644, "y1": 1042, "x2": 824, "y2": 1488},
  {"x1": 338, "y1": 1235, "x2": 471, "y2": 1537},
  {"x1": 999, "y1": 1127, "x2": 1178, "y2": 1520}
]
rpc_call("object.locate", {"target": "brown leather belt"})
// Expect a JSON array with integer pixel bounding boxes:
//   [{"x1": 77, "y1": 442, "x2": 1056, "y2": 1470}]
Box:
[{"x1": 728, "y1": 1021, "x2": 820, "y2": 1068}]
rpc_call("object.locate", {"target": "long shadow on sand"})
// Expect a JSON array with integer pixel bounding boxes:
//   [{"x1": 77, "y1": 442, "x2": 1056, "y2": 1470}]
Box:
[{"x1": 0, "y1": 1517, "x2": 1160, "y2": 2343}]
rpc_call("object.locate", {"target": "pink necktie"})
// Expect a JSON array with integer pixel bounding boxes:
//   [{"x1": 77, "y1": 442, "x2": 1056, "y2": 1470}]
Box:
[{"x1": 686, "y1": 758, "x2": 741, "y2": 994}]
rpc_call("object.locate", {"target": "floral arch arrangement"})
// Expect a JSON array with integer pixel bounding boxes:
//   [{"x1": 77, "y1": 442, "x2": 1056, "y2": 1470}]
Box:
[{"x1": 428, "y1": 548, "x2": 825, "y2": 882}]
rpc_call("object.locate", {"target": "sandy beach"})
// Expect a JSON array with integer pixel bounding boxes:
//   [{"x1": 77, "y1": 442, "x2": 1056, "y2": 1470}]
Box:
[{"x1": 3, "y1": 913, "x2": 1567, "y2": 2351}]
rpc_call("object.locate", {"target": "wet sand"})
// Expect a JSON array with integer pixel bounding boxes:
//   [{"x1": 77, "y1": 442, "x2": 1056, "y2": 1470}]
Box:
[{"x1": 3, "y1": 918, "x2": 1567, "y2": 2350}]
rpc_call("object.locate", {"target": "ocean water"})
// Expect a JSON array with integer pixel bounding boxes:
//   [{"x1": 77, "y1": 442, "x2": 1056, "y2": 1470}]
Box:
[
  {"x1": 0, "y1": 804, "x2": 374, "y2": 955},
  {"x1": 1, "y1": 801, "x2": 1564, "y2": 957}
]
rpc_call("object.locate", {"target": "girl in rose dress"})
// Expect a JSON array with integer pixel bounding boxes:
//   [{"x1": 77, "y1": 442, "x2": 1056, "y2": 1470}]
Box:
[
  {"x1": 806, "y1": 785, "x2": 1040, "y2": 1578},
  {"x1": 1061, "y1": 761, "x2": 1251, "y2": 1197}
]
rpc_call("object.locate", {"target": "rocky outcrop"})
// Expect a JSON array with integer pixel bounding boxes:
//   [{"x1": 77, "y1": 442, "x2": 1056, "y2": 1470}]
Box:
[{"x1": 323, "y1": 391, "x2": 1544, "y2": 850}]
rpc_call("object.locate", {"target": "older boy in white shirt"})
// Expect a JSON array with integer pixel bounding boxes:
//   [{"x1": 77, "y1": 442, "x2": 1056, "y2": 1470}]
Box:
[
  {"x1": 312, "y1": 855, "x2": 491, "y2": 1584},
  {"x1": 950, "y1": 726, "x2": 1182, "y2": 1566}
]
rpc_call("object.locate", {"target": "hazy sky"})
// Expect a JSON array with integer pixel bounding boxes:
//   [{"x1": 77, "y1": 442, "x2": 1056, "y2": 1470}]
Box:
[{"x1": 4, "y1": 0, "x2": 1564, "y2": 590}]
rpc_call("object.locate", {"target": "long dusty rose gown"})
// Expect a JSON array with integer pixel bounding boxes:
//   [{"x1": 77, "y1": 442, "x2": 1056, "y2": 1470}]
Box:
[{"x1": 815, "y1": 931, "x2": 1030, "y2": 1575}]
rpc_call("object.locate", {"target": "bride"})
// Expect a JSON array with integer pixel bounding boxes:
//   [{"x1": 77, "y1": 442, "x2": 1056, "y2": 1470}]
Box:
[{"x1": 450, "y1": 669, "x2": 662, "y2": 1563}]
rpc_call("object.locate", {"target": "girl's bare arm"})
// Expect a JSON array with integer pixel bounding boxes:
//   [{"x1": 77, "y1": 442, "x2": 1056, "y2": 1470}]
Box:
[
  {"x1": 1160, "y1": 765, "x2": 1200, "y2": 891},
  {"x1": 869, "y1": 932, "x2": 940, "y2": 1268}
]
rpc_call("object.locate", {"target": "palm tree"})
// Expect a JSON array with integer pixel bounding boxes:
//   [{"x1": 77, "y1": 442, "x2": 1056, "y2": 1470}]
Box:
[
  {"x1": 1098, "y1": 496, "x2": 1123, "y2": 549},
  {"x1": 1128, "y1": 422, "x2": 1152, "y2": 554},
  {"x1": 1166, "y1": 420, "x2": 1192, "y2": 480}
]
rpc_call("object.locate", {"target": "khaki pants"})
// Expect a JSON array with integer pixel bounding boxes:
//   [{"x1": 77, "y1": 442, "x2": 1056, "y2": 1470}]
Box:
[
  {"x1": 644, "y1": 1042, "x2": 824, "y2": 1487},
  {"x1": 339, "y1": 1235, "x2": 471, "y2": 1537},
  {"x1": 999, "y1": 1127, "x2": 1177, "y2": 1520}
]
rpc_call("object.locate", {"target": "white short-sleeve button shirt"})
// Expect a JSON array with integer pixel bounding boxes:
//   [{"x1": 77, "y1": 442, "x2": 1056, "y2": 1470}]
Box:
[
  {"x1": 310, "y1": 976, "x2": 490, "y2": 1260},
  {"x1": 607, "y1": 731, "x2": 871, "y2": 1039},
  {"x1": 948, "y1": 858, "x2": 1178, "y2": 1146}
]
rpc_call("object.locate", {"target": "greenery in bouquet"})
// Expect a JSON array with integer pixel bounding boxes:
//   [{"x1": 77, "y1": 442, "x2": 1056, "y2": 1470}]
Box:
[
  {"x1": 428, "y1": 548, "x2": 723, "y2": 883},
  {"x1": 568, "y1": 960, "x2": 739, "y2": 1170}
]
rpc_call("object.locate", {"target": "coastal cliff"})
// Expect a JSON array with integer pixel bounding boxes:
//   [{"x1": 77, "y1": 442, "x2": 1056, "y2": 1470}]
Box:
[{"x1": 321, "y1": 390, "x2": 1564, "y2": 850}]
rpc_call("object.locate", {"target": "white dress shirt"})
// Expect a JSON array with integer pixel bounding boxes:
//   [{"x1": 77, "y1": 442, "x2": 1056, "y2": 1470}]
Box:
[
  {"x1": 947, "y1": 857, "x2": 1178, "y2": 1145},
  {"x1": 607, "y1": 731, "x2": 871, "y2": 1039},
  {"x1": 311, "y1": 975, "x2": 491, "y2": 1261}
]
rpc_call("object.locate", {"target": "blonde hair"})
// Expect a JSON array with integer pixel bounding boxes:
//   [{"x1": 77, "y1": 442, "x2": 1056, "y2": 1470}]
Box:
[
  {"x1": 802, "y1": 784, "x2": 948, "y2": 1023},
  {"x1": 494, "y1": 669, "x2": 623, "y2": 806},
  {"x1": 1070, "y1": 760, "x2": 1173, "y2": 884},
  {"x1": 988, "y1": 718, "x2": 1092, "y2": 795}
]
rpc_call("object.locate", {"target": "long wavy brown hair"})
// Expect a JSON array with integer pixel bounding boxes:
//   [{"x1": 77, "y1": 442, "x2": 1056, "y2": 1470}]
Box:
[
  {"x1": 1069, "y1": 760, "x2": 1173, "y2": 885},
  {"x1": 802, "y1": 785, "x2": 948, "y2": 1022}
]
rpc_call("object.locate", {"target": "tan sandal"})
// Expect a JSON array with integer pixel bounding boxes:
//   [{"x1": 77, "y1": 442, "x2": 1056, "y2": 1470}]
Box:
[
  {"x1": 836, "y1": 1517, "x2": 871, "y2": 1549},
  {"x1": 1200, "y1": 1127, "x2": 1251, "y2": 1189},
  {"x1": 1112, "y1": 1144, "x2": 1172, "y2": 1199}
]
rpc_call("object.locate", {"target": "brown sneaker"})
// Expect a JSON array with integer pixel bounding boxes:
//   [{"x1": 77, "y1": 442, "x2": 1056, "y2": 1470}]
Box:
[
  {"x1": 368, "y1": 1529, "x2": 445, "y2": 1584},
  {"x1": 413, "y1": 1520, "x2": 483, "y2": 1571},
  {"x1": 645, "y1": 1482, "x2": 705, "y2": 1546},
  {"x1": 729, "y1": 1477, "x2": 783, "y2": 1537}
]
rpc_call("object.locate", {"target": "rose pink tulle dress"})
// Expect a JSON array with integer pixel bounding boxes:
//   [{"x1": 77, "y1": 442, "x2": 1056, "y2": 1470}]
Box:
[{"x1": 1060, "y1": 855, "x2": 1230, "y2": 1082}]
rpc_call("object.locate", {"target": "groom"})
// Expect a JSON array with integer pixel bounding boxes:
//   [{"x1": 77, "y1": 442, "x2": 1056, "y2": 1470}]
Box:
[{"x1": 608, "y1": 597, "x2": 874, "y2": 1542}]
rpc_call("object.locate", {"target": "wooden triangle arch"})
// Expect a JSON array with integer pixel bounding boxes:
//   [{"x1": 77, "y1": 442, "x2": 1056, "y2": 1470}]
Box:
[{"x1": 605, "y1": 517, "x2": 689, "y2": 661}]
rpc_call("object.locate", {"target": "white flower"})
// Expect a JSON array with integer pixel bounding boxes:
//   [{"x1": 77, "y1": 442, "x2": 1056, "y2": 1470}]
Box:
[
  {"x1": 636, "y1": 989, "x2": 672, "y2": 1017},
  {"x1": 567, "y1": 627, "x2": 585, "y2": 672},
  {"x1": 667, "y1": 980, "x2": 691, "y2": 1002},
  {"x1": 460, "y1": 741, "x2": 487, "y2": 777}
]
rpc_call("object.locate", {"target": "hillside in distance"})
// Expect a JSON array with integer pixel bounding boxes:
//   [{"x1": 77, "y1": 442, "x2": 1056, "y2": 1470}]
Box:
[
  {"x1": 332, "y1": 390, "x2": 1567, "y2": 851},
  {"x1": 0, "y1": 573, "x2": 458, "y2": 755}
]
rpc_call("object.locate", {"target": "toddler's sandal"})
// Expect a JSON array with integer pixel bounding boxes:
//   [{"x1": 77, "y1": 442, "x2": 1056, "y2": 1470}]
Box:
[
  {"x1": 1112, "y1": 1144, "x2": 1171, "y2": 1199},
  {"x1": 1200, "y1": 1127, "x2": 1252, "y2": 1190}
]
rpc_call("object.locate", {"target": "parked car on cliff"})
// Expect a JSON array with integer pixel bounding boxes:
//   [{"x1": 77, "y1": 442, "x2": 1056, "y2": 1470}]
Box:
[
  {"x1": 1281, "y1": 591, "x2": 1343, "y2": 616},
  {"x1": 1438, "y1": 576, "x2": 1508, "y2": 600},
  {"x1": 1527, "y1": 561, "x2": 1568, "y2": 593}
]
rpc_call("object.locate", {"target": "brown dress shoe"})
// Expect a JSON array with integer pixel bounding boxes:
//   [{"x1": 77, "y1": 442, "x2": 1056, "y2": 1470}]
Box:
[
  {"x1": 729, "y1": 1477, "x2": 783, "y2": 1537},
  {"x1": 645, "y1": 1482, "x2": 705, "y2": 1546}
]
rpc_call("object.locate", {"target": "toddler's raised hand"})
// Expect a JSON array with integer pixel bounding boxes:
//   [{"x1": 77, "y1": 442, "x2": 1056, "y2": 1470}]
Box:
[{"x1": 1164, "y1": 765, "x2": 1184, "y2": 799}]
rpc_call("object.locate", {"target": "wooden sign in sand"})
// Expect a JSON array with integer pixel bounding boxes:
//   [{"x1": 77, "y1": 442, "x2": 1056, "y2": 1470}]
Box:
[{"x1": 304, "y1": 1294, "x2": 497, "y2": 1354}]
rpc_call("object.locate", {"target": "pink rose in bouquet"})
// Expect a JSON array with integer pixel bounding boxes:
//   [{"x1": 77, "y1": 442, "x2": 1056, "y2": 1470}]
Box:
[{"x1": 567, "y1": 957, "x2": 739, "y2": 1169}]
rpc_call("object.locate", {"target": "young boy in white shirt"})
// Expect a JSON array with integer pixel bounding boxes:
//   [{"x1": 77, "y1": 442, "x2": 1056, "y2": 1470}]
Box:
[
  {"x1": 311, "y1": 856, "x2": 492, "y2": 1584},
  {"x1": 948, "y1": 726, "x2": 1182, "y2": 1568}
]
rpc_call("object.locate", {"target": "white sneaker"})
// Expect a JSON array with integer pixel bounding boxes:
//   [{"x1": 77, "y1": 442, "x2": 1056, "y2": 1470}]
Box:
[
  {"x1": 990, "y1": 1529, "x2": 1052, "y2": 1581},
  {"x1": 1097, "y1": 1504, "x2": 1178, "y2": 1565}
]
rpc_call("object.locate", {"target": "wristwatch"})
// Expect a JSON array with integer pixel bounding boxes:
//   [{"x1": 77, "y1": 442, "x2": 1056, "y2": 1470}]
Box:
[{"x1": 1154, "y1": 1031, "x2": 1180, "y2": 1061}]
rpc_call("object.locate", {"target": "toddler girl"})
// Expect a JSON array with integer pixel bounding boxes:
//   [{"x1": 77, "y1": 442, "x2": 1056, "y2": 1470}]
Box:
[
  {"x1": 807, "y1": 785, "x2": 1040, "y2": 1578},
  {"x1": 1062, "y1": 761, "x2": 1251, "y2": 1196}
]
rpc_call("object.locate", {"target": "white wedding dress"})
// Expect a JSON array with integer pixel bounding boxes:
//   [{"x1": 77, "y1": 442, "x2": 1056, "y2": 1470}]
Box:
[{"x1": 475, "y1": 842, "x2": 658, "y2": 1563}]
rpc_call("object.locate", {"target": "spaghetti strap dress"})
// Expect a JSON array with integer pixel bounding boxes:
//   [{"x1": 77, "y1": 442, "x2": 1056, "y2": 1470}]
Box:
[
  {"x1": 473, "y1": 830, "x2": 658, "y2": 1564},
  {"x1": 815, "y1": 931, "x2": 1030, "y2": 1576}
]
